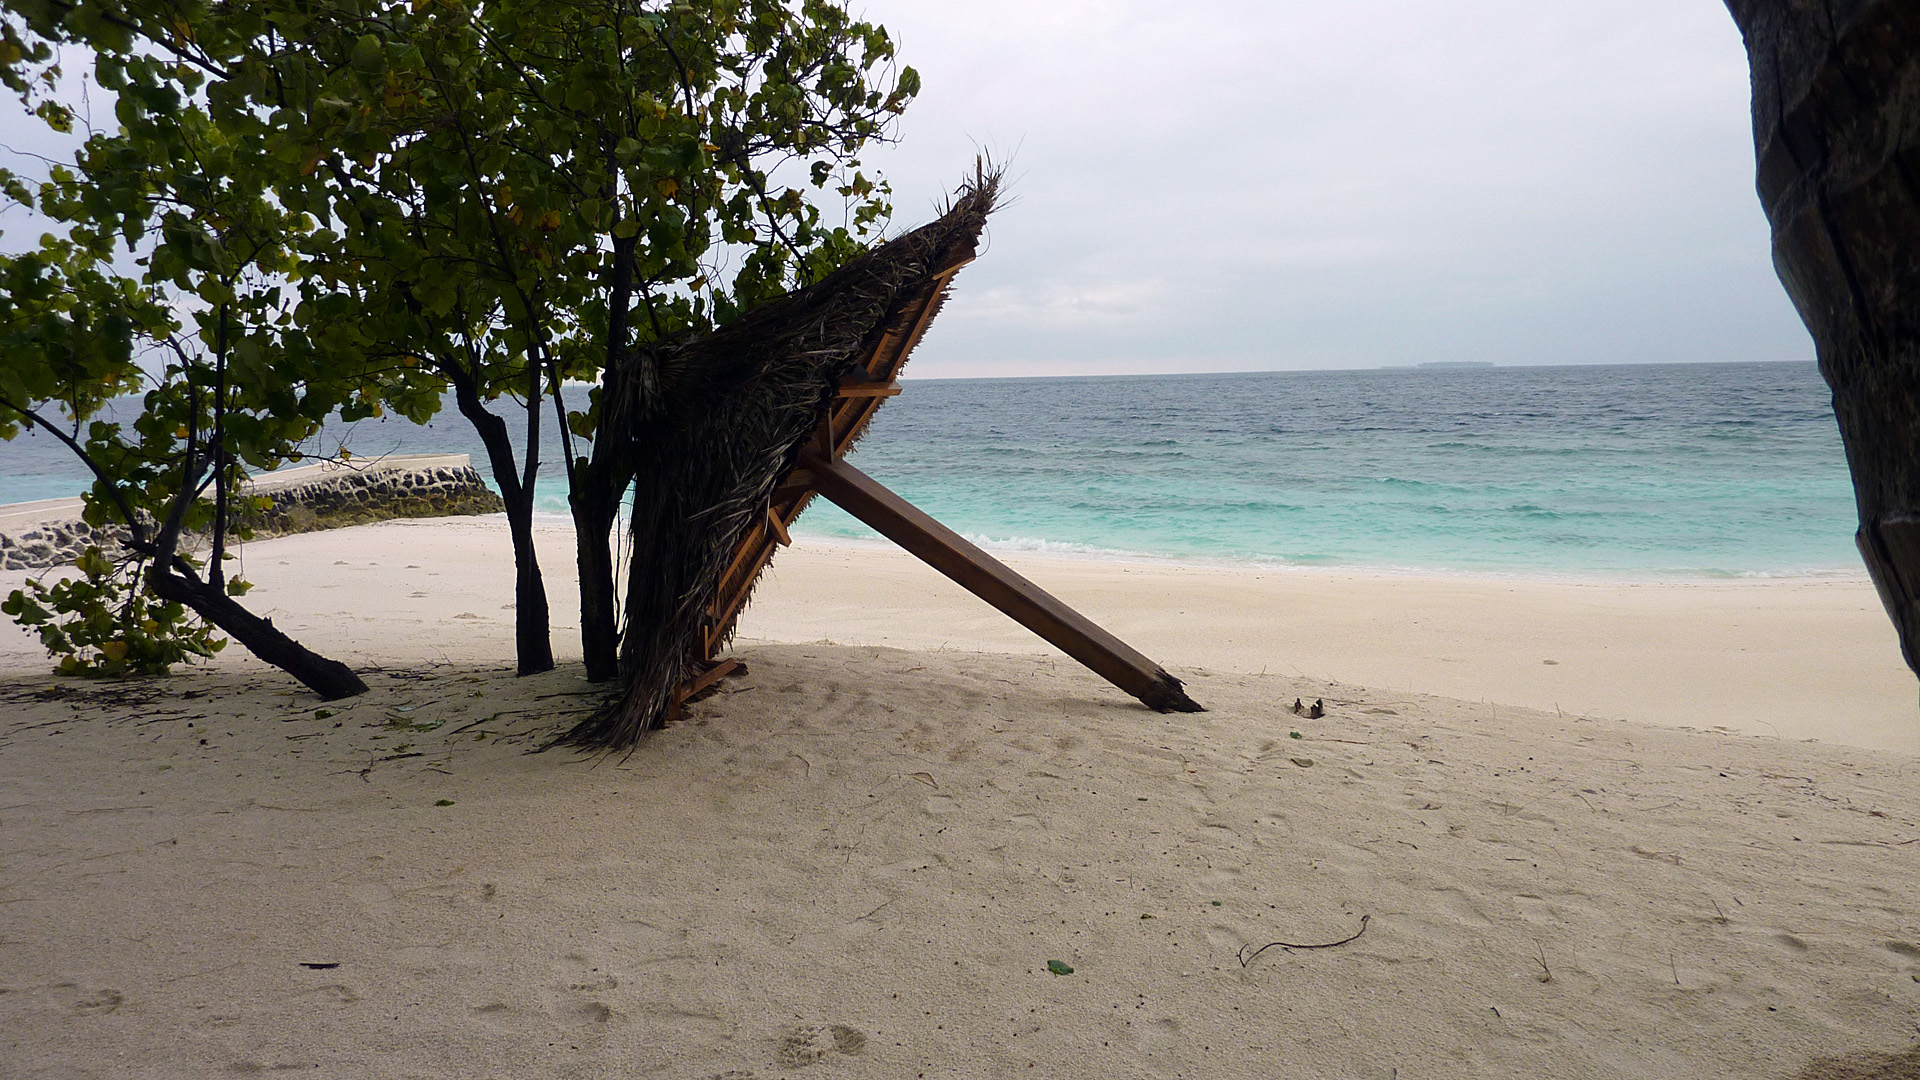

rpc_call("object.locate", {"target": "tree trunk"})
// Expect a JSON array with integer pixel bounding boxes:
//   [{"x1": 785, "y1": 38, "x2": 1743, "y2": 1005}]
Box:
[
  {"x1": 504, "y1": 490, "x2": 555, "y2": 676},
  {"x1": 573, "y1": 491, "x2": 621, "y2": 682},
  {"x1": 573, "y1": 231, "x2": 643, "y2": 684},
  {"x1": 1725, "y1": 0, "x2": 1920, "y2": 677},
  {"x1": 148, "y1": 560, "x2": 368, "y2": 700},
  {"x1": 449, "y1": 369, "x2": 555, "y2": 676}
]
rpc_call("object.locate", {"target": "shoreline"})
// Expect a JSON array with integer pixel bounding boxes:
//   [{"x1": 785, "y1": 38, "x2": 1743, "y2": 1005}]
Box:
[
  {"x1": 0, "y1": 481, "x2": 1862, "y2": 586},
  {"x1": 3, "y1": 515, "x2": 1910, "y2": 753},
  {"x1": 784, "y1": 525, "x2": 1873, "y2": 587},
  {"x1": 504, "y1": 507, "x2": 1872, "y2": 588}
]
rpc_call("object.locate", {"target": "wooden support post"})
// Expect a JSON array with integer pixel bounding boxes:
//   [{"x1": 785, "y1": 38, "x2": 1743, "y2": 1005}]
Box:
[{"x1": 801, "y1": 451, "x2": 1202, "y2": 713}]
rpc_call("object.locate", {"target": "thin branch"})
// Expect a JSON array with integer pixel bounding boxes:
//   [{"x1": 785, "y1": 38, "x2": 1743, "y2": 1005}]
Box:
[{"x1": 0, "y1": 398, "x2": 150, "y2": 549}]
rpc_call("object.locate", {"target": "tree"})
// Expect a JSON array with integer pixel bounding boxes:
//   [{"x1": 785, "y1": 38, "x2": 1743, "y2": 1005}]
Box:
[
  {"x1": 0, "y1": 0, "x2": 407, "y2": 697},
  {"x1": 1, "y1": 0, "x2": 913, "y2": 686},
  {"x1": 1723, "y1": 0, "x2": 1920, "y2": 679},
  {"x1": 277, "y1": 0, "x2": 914, "y2": 679},
  {"x1": 0, "y1": 168, "x2": 370, "y2": 699}
]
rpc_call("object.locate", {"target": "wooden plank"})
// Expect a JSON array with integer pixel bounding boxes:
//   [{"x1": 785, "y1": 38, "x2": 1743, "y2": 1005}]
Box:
[
  {"x1": 675, "y1": 657, "x2": 745, "y2": 703},
  {"x1": 712, "y1": 520, "x2": 774, "y2": 613},
  {"x1": 766, "y1": 507, "x2": 793, "y2": 546},
  {"x1": 801, "y1": 451, "x2": 1202, "y2": 713},
  {"x1": 836, "y1": 380, "x2": 903, "y2": 398},
  {"x1": 668, "y1": 656, "x2": 748, "y2": 720},
  {"x1": 828, "y1": 271, "x2": 961, "y2": 458}
]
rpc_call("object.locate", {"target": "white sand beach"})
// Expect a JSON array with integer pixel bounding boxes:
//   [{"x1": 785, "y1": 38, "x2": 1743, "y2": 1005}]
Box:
[{"x1": 5, "y1": 515, "x2": 1920, "y2": 1078}]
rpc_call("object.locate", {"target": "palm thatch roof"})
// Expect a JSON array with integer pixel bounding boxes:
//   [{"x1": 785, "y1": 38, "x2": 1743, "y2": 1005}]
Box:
[{"x1": 562, "y1": 170, "x2": 999, "y2": 748}]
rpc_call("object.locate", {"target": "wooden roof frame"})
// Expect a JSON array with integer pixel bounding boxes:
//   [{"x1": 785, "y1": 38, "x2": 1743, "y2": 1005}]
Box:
[{"x1": 683, "y1": 249, "x2": 1202, "y2": 715}]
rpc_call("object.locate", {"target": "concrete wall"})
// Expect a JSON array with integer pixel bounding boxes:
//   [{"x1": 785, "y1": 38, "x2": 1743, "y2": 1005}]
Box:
[{"x1": 0, "y1": 455, "x2": 504, "y2": 571}]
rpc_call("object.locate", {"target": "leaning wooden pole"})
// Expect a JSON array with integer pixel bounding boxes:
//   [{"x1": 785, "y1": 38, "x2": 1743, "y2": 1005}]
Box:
[
  {"x1": 1724, "y1": 0, "x2": 1920, "y2": 677},
  {"x1": 802, "y1": 450, "x2": 1203, "y2": 713}
]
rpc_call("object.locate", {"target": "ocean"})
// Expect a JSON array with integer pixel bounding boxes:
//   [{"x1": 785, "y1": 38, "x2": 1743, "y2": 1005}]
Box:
[{"x1": 0, "y1": 361, "x2": 1860, "y2": 580}]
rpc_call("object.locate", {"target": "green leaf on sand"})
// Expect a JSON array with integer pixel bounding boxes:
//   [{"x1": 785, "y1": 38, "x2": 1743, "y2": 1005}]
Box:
[{"x1": 1046, "y1": 960, "x2": 1073, "y2": 976}]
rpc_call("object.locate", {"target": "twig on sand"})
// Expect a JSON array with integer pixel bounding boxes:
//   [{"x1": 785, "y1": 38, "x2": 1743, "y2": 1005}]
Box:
[
  {"x1": 1534, "y1": 941, "x2": 1552, "y2": 983},
  {"x1": 447, "y1": 714, "x2": 499, "y2": 736},
  {"x1": 1238, "y1": 914, "x2": 1371, "y2": 967},
  {"x1": 1703, "y1": 892, "x2": 1729, "y2": 925}
]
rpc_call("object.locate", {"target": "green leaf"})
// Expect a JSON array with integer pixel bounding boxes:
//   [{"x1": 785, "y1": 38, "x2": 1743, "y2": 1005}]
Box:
[
  {"x1": 350, "y1": 34, "x2": 384, "y2": 74},
  {"x1": 1045, "y1": 960, "x2": 1073, "y2": 976}
]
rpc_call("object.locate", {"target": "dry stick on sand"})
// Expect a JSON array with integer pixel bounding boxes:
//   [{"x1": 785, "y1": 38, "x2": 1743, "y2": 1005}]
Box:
[{"x1": 1238, "y1": 914, "x2": 1371, "y2": 967}]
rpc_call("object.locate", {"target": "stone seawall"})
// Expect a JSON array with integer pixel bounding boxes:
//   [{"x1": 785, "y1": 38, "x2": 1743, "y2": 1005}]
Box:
[
  {"x1": 0, "y1": 455, "x2": 504, "y2": 571},
  {"x1": 0, "y1": 517, "x2": 127, "y2": 573}
]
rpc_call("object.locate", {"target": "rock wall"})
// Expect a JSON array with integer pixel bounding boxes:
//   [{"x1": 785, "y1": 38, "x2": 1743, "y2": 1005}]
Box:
[
  {"x1": 0, "y1": 518, "x2": 128, "y2": 572},
  {"x1": 244, "y1": 462, "x2": 505, "y2": 539},
  {"x1": 0, "y1": 461, "x2": 504, "y2": 571}
]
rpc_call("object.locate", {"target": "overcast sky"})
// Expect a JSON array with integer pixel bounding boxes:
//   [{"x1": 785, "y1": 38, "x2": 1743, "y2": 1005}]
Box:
[
  {"x1": 855, "y1": 0, "x2": 1812, "y2": 378},
  {"x1": 0, "y1": 2, "x2": 1811, "y2": 380}
]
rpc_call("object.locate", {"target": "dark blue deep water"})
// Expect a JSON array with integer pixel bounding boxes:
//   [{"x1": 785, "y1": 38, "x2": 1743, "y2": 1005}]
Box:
[{"x1": 0, "y1": 362, "x2": 1860, "y2": 579}]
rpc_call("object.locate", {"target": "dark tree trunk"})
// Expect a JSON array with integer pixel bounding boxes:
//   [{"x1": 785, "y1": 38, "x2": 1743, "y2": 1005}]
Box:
[
  {"x1": 572, "y1": 231, "x2": 644, "y2": 684},
  {"x1": 3, "y1": 403, "x2": 369, "y2": 700},
  {"x1": 1725, "y1": 0, "x2": 1920, "y2": 677},
  {"x1": 149, "y1": 559, "x2": 368, "y2": 700},
  {"x1": 503, "y1": 500, "x2": 554, "y2": 675},
  {"x1": 573, "y1": 492, "x2": 621, "y2": 682},
  {"x1": 449, "y1": 369, "x2": 555, "y2": 676}
]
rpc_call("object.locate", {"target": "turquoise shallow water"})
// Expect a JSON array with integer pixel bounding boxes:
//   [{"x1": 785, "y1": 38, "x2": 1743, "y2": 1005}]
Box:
[
  {"x1": 0, "y1": 362, "x2": 1860, "y2": 579},
  {"x1": 806, "y1": 362, "x2": 1859, "y2": 578}
]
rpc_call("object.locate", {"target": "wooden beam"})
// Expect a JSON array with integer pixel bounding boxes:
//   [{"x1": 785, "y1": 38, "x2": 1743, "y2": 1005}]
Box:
[
  {"x1": 836, "y1": 379, "x2": 903, "y2": 398},
  {"x1": 766, "y1": 507, "x2": 792, "y2": 547},
  {"x1": 801, "y1": 451, "x2": 1201, "y2": 713},
  {"x1": 677, "y1": 656, "x2": 744, "y2": 701}
]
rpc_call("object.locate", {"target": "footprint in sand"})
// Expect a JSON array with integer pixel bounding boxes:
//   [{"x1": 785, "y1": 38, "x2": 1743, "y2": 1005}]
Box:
[
  {"x1": 1514, "y1": 894, "x2": 1556, "y2": 924},
  {"x1": 303, "y1": 984, "x2": 358, "y2": 1005},
  {"x1": 1882, "y1": 940, "x2": 1920, "y2": 963},
  {"x1": 777, "y1": 1024, "x2": 866, "y2": 1067},
  {"x1": 1206, "y1": 925, "x2": 1246, "y2": 957},
  {"x1": 73, "y1": 988, "x2": 124, "y2": 1015},
  {"x1": 1432, "y1": 887, "x2": 1493, "y2": 928},
  {"x1": 1198, "y1": 867, "x2": 1242, "y2": 891},
  {"x1": 1141, "y1": 1017, "x2": 1181, "y2": 1078}
]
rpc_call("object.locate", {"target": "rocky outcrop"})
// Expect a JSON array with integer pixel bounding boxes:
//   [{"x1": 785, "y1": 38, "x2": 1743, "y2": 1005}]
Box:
[{"x1": 0, "y1": 456, "x2": 504, "y2": 571}]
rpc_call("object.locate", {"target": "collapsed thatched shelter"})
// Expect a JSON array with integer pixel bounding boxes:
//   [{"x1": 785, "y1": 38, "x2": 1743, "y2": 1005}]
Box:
[
  {"x1": 566, "y1": 169, "x2": 1198, "y2": 750},
  {"x1": 560, "y1": 173, "x2": 1000, "y2": 747}
]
